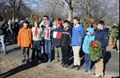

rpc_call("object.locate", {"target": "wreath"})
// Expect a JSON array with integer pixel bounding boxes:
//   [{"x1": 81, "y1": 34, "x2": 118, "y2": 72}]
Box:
[{"x1": 89, "y1": 41, "x2": 102, "y2": 61}]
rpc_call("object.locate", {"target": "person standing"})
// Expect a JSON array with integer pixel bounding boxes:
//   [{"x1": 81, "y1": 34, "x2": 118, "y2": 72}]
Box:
[
  {"x1": 70, "y1": 17, "x2": 85, "y2": 70},
  {"x1": 82, "y1": 27, "x2": 94, "y2": 73},
  {"x1": 0, "y1": 16, "x2": 8, "y2": 54},
  {"x1": 7, "y1": 19, "x2": 13, "y2": 44},
  {"x1": 17, "y1": 21, "x2": 32, "y2": 63},
  {"x1": 109, "y1": 24, "x2": 119, "y2": 50},
  {"x1": 52, "y1": 18, "x2": 63, "y2": 65},
  {"x1": 40, "y1": 15, "x2": 53, "y2": 63},
  {"x1": 31, "y1": 22, "x2": 42, "y2": 63},
  {"x1": 116, "y1": 24, "x2": 119, "y2": 53},
  {"x1": 92, "y1": 20, "x2": 109, "y2": 78},
  {"x1": 61, "y1": 20, "x2": 71, "y2": 68}
]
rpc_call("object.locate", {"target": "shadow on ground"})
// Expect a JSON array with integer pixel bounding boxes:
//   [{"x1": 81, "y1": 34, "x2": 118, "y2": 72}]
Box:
[
  {"x1": 0, "y1": 62, "x2": 39, "y2": 78},
  {"x1": 6, "y1": 47, "x2": 21, "y2": 54}
]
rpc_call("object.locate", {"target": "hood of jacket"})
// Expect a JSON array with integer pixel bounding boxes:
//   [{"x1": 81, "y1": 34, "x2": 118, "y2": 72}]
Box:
[{"x1": 86, "y1": 27, "x2": 94, "y2": 35}]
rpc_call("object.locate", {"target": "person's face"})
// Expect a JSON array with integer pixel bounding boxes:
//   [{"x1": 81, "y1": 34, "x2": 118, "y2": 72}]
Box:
[
  {"x1": 8, "y1": 20, "x2": 11, "y2": 23},
  {"x1": 23, "y1": 23, "x2": 28, "y2": 28},
  {"x1": 56, "y1": 24, "x2": 61, "y2": 28},
  {"x1": 15, "y1": 19, "x2": 18, "y2": 22},
  {"x1": 42, "y1": 17, "x2": 47, "y2": 22},
  {"x1": 97, "y1": 24, "x2": 103, "y2": 29},
  {"x1": 73, "y1": 19, "x2": 78, "y2": 25},
  {"x1": 63, "y1": 23, "x2": 69, "y2": 28}
]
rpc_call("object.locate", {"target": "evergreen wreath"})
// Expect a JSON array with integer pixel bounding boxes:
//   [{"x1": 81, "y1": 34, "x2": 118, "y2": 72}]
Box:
[{"x1": 89, "y1": 40, "x2": 102, "y2": 61}]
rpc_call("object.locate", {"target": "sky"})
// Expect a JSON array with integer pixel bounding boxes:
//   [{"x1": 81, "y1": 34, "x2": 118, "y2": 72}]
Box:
[{"x1": 23, "y1": 0, "x2": 43, "y2": 11}]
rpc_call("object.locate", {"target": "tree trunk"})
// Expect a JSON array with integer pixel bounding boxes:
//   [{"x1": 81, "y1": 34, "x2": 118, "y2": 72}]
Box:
[{"x1": 67, "y1": 7, "x2": 73, "y2": 21}]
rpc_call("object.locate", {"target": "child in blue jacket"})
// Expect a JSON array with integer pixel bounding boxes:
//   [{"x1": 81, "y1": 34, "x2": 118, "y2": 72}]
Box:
[
  {"x1": 70, "y1": 17, "x2": 85, "y2": 70},
  {"x1": 82, "y1": 27, "x2": 94, "y2": 73}
]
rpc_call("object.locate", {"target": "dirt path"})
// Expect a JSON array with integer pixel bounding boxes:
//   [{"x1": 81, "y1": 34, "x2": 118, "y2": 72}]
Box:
[{"x1": 0, "y1": 44, "x2": 119, "y2": 78}]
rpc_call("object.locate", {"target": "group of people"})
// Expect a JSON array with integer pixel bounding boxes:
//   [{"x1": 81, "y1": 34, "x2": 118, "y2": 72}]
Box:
[
  {"x1": 0, "y1": 16, "x2": 20, "y2": 53},
  {"x1": 0, "y1": 15, "x2": 118, "y2": 78},
  {"x1": 17, "y1": 15, "x2": 110, "y2": 78}
]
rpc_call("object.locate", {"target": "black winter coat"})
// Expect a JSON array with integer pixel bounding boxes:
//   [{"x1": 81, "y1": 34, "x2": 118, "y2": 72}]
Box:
[{"x1": 61, "y1": 27, "x2": 71, "y2": 47}]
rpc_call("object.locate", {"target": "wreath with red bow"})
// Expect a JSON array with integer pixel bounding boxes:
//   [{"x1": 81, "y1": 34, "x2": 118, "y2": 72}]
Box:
[{"x1": 89, "y1": 41, "x2": 102, "y2": 61}]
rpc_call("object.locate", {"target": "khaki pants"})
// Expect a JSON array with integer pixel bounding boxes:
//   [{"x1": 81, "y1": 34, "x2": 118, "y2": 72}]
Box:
[
  {"x1": 95, "y1": 59, "x2": 103, "y2": 76},
  {"x1": 21, "y1": 47, "x2": 29, "y2": 60},
  {"x1": 54, "y1": 47, "x2": 62, "y2": 63},
  {"x1": 72, "y1": 46, "x2": 81, "y2": 65}
]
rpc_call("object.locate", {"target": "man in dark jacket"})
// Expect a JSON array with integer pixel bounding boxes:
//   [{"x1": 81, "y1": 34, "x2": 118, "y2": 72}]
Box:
[
  {"x1": 61, "y1": 20, "x2": 71, "y2": 68},
  {"x1": 11, "y1": 18, "x2": 20, "y2": 43},
  {"x1": 0, "y1": 16, "x2": 8, "y2": 54}
]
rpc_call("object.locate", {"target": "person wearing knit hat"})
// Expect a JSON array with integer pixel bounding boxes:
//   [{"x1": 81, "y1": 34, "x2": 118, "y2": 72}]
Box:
[
  {"x1": 56, "y1": 18, "x2": 63, "y2": 27},
  {"x1": 52, "y1": 18, "x2": 63, "y2": 65}
]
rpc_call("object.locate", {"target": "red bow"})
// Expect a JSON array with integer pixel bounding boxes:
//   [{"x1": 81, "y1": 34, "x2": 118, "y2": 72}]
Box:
[{"x1": 91, "y1": 41, "x2": 98, "y2": 48}]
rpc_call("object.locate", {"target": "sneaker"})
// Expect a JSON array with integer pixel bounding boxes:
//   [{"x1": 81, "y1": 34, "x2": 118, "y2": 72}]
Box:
[
  {"x1": 38, "y1": 60, "x2": 41, "y2": 64},
  {"x1": 25, "y1": 60, "x2": 29, "y2": 63},
  {"x1": 52, "y1": 59, "x2": 58, "y2": 63},
  {"x1": 63, "y1": 64, "x2": 69, "y2": 68},
  {"x1": 3, "y1": 51, "x2": 7, "y2": 55},
  {"x1": 85, "y1": 70, "x2": 88, "y2": 72},
  {"x1": 99, "y1": 75, "x2": 103, "y2": 78},
  {"x1": 87, "y1": 70, "x2": 91, "y2": 74},
  {"x1": 48, "y1": 59, "x2": 51, "y2": 63},
  {"x1": 75, "y1": 66, "x2": 80, "y2": 70},
  {"x1": 92, "y1": 74, "x2": 100, "y2": 78},
  {"x1": 70, "y1": 65, "x2": 77, "y2": 69},
  {"x1": 117, "y1": 50, "x2": 119, "y2": 53},
  {"x1": 22, "y1": 59, "x2": 26, "y2": 63}
]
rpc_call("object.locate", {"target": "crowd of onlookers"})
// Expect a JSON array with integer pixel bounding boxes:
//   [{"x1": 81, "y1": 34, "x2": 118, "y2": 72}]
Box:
[{"x1": 0, "y1": 15, "x2": 119, "y2": 78}]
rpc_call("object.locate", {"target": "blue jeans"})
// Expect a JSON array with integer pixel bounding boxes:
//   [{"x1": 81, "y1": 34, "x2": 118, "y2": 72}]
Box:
[
  {"x1": 7, "y1": 31, "x2": 13, "y2": 42},
  {"x1": 45, "y1": 40, "x2": 52, "y2": 60},
  {"x1": 0, "y1": 35, "x2": 6, "y2": 52},
  {"x1": 84, "y1": 54, "x2": 91, "y2": 71},
  {"x1": 32, "y1": 41, "x2": 41, "y2": 61}
]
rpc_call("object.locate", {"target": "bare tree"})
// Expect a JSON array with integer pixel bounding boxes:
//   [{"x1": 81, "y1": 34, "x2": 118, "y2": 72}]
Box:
[
  {"x1": 76, "y1": 0, "x2": 119, "y2": 22},
  {"x1": 55, "y1": 0, "x2": 78, "y2": 21},
  {"x1": 0, "y1": 0, "x2": 32, "y2": 20},
  {"x1": 36, "y1": 0, "x2": 64, "y2": 21}
]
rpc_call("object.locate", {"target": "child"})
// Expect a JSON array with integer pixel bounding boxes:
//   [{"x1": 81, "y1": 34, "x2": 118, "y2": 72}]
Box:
[
  {"x1": 31, "y1": 22, "x2": 42, "y2": 63},
  {"x1": 71, "y1": 17, "x2": 85, "y2": 70},
  {"x1": 17, "y1": 21, "x2": 32, "y2": 63},
  {"x1": 61, "y1": 20, "x2": 71, "y2": 68},
  {"x1": 93, "y1": 20, "x2": 109, "y2": 78},
  {"x1": 82, "y1": 27, "x2": 94, "y2": 73},
  {"x1": 52, "y1": 18, "x2": 63, "y2": 64}
]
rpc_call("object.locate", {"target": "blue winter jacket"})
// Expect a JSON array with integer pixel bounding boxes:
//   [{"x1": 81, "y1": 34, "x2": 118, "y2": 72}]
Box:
[
  {"x1": 95, "y1": 28, "x2": 109, "y2": 49},
  {"x1": 72, "y1": 23, "x2": 85, "y2": 46},
  {"x1": 82, "y1": 27, "x2": 95, "y2": 54}
]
